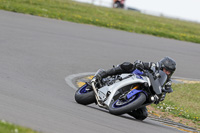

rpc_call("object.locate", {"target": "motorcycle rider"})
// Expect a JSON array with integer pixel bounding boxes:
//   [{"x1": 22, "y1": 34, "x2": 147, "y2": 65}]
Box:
[{"x1": 93, "y1": 56, "x2": 176, "y2": 120}]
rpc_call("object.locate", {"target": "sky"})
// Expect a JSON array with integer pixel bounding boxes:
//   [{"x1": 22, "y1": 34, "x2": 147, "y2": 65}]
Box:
[
  {"x1": 74, "y1": 0, "x2": 200, "y2": 23},
  {"x1": 125, "y1": 0, "x2": 200, "y2": 23}
]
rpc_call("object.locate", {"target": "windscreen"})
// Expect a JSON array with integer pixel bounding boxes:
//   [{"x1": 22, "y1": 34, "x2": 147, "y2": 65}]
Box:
[
  {"x1": 149, "y1": 70, "x2": 167, "y2": 95},
  {"x1": 158, "y1": 70, "x2": 167, "y2": 86}
]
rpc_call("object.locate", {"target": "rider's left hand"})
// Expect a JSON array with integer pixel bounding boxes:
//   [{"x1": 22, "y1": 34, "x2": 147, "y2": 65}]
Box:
[
  {"x1": 135, "y1": 63, "x2": 144, "y2": 71},
  {"x1": 94, "y1": 74, "x2": 102, "y2": 82}
]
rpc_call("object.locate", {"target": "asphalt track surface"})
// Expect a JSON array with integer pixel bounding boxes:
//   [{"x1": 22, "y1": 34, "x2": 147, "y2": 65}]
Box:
[{"x1": 0, "y1": 10, "x2": 200, "y2": 133}]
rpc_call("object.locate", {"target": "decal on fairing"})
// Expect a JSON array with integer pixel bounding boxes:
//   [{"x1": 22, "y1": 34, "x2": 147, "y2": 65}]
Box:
[
  {"x1": 126, "y1": 89, "x2": 143, "y2": 99},
  {"x1": 132, "y1": 69, "x2": 143, "y2": 79}
]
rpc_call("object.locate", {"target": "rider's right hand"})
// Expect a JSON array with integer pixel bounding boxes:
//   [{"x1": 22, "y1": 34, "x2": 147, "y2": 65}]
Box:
[{"x1": 154, "y1": 95, "x2": 160, "y2": 104}]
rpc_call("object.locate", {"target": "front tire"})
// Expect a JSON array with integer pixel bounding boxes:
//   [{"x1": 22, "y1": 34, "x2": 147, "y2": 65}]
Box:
[
  {"x1": 109, "y1": 92, "x2": 146, "y2": 115},
  {"x1": 75, "y1": 84, "x2": 96, "y2": 105}
]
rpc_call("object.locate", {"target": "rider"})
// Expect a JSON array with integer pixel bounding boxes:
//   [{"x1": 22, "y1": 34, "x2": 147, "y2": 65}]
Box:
[{"x1": 93, "y1": 56, "x2": 176, "y2": 120}]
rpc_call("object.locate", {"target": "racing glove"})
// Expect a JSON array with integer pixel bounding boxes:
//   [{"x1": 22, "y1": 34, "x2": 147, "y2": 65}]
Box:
[
  {"x1": 154, "y1": 95, "x2": 160, "y2": 104},
  {"x1": 134, "y1": 60, "x2": 157, "y2": 72},
  {"x1": 160, "y1": 93, "x2": 166, "y2": 101},
  {"x1": 163, "y1": 81, "x2": 173, "y2": 93},
  {"x1": 134, "y1": 60, "x2": 144, "y2": 71}
]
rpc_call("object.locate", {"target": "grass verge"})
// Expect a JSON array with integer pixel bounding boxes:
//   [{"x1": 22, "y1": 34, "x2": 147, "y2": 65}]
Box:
[
  {"x1": 150, "y1": 83, "x2": 200, "y2": 130},
  {"x1": 0, "y1": 119, "x2": 39, "y2": 133},
  {"x1": 0, "y1": 0, "x2": 200, "y2": 43}
]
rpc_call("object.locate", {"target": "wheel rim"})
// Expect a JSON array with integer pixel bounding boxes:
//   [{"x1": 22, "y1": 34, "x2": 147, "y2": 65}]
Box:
[
  {"x1": 78, "y1": 84, "x2": 89, "y2": 94},
  {"x1": 112, "y1": 93, "x2": 140, "y2": 108}
]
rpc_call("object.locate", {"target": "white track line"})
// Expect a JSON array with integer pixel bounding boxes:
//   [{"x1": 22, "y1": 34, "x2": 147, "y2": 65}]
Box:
[
  {"x1": 172, "y1": 76, "x2": 200, "y2": 81},
  {"x1": 65, "y1": 72, "x2": 95, "y2": 90}
]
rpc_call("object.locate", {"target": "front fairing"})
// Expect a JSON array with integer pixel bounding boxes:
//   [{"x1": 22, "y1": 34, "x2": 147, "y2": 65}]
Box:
[
  {"x1": 149, "y1": 70, "x2": 167, "y2": 95},
  {"x1": 158, "y1": 71, "x2": 168, "y2": 85},
  {"x1": 98, "y1": 73, "x2": 150, "y2": 108}
]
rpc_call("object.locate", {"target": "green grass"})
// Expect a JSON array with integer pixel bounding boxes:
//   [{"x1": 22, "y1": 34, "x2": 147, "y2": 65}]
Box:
[
  {"x1": 0, "y1": 119, "x2": 39, "y2": 133},
  {"x1": 0, "y1": 0, "x2": 200, "y2": 43},
  {"x1": 153, "y1": 83, "x2": 200, "y2": 122}
]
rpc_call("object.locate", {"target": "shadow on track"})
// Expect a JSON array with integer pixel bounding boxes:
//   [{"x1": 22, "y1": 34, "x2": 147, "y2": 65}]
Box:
[{"x1": 73, "y1": 103, "x2": 179, "y2": 131}]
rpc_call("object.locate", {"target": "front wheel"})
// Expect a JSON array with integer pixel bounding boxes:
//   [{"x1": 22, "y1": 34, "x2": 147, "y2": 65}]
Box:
[
  {"x1": 75, "y1": 84, "x2": 96, "y2": 105},
  {"x1": 109, "y1": 92, "x2": 146, "y2": 115}
]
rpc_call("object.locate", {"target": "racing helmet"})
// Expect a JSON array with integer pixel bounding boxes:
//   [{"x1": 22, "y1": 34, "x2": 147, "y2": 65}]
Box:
[{"x1": 159, "y1": 56, "x2": 176, "y2": 77}]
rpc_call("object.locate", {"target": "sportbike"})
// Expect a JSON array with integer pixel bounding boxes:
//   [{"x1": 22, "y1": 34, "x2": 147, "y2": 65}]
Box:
[{"x1": 75, "y1": 69, "x2": 167, "y2": 120}]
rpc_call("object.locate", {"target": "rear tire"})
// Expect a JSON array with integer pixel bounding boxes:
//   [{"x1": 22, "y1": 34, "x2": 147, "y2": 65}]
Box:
[
  {"x1": 75, "y1": 84, "x2": 96, "y2": 105},
  {"x1": 109, "y1": 93, "x2": 146, "y2": 115}
]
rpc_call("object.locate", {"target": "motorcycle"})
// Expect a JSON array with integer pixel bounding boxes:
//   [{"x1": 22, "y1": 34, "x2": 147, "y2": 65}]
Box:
[{"x1": 75, "y1": 68, "x2": 167, "y2": 120}]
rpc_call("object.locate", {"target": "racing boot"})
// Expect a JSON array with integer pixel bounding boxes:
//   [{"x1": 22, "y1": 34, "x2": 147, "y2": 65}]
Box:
[{"x1": 128, "y1": 107, "x2": 148, "y2": 120}]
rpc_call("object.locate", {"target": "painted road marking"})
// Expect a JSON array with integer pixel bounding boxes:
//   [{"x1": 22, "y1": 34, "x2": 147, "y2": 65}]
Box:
[{"x1": 65, "y1": 72, "x2": 94, "y2": 90}]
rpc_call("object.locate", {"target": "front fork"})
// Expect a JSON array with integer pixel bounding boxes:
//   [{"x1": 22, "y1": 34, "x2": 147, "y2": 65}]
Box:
[{"x1": 91, "y1": 79, "x2": 107, "y2": 108}]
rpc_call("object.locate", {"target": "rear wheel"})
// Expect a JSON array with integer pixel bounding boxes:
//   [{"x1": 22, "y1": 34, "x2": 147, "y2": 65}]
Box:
[
  {"x1": 75, "y1": 84, "x2": 96, "y2": 105},
  {"x1": 109, "y1": 92, "x2": 146, "y2": 115}
]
